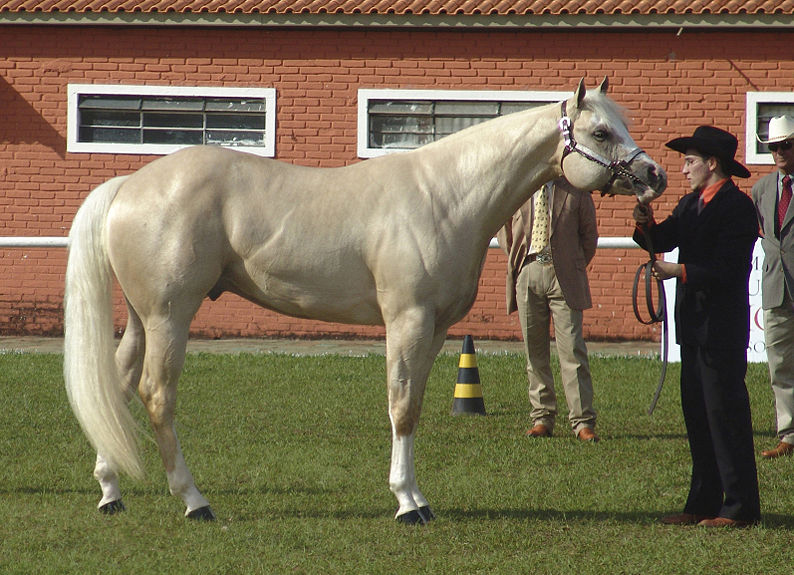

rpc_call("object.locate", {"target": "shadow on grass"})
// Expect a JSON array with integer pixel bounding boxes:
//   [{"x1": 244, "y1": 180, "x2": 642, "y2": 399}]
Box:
[
  {"x1": 216, "y1": 505, "x2": 794, "y2": 529},
  {"x1": 442, "y1": 507, "x2": 794, "y2": 528},
  {"x1": 758, "y1": 514, "x2": 794, "y2": 529},
  {"x1": 607, "y1": 430, "x2": 777, "y2": 441},
  {"x1": 7, "y1": 485, "x2": 791, "y2": 529},
  {"x1": 0, "y1": 486, "x2": 97, "y2": 496},
  {"x1": 606, "y1": 432, "x2": 688, "y2": 440}
]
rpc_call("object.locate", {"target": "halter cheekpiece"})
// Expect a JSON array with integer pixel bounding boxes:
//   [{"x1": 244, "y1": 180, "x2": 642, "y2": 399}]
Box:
[{"x1": 558, "y1": 100, "x2": 648, "y2": 195}]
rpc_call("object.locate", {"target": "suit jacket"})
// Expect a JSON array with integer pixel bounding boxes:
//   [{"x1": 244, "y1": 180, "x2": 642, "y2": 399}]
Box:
[
  {"x1": 497, "y1": 178, "x2": 598, "y2": 313},
  {"x1": 752, "y1": 170, "x2": 794, "y2": 309},
  {"x1": 633, "y1": 180, "x2": 758, "y2": 349}
]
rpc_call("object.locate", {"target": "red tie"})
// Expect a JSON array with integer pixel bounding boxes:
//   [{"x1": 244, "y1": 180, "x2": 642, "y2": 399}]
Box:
[{"x1": 780, "y1": 175, "x2": 792, "y2": 229}]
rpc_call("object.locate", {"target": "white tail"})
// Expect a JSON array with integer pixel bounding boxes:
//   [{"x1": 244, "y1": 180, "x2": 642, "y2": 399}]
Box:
[{"x1": 64, "y1": 175, "x2": 143, "y2": 479}]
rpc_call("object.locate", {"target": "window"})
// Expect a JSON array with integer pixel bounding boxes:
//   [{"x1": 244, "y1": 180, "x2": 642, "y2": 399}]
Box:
[
  {"x1": 357, "y1": 89, "x2": 570, "y2": 158},
  {"x1": 68, "y1": 85, "x2": 276, "y2": 156},
  {"x1": 746, "y1": 92, "x2": 794, "y2": 165}
]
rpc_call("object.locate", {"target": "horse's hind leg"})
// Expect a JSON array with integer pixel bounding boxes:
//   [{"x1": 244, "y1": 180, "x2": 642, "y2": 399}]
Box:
[
  {"x1": 138, "y1": 319, "x2": 215, "y2": 521},
  {"x1": 94, "y1": 301, "x2": 146, "y2": 514},
  {"x1": 94, "y1": 453, "x2": 125, "y2": 514}
]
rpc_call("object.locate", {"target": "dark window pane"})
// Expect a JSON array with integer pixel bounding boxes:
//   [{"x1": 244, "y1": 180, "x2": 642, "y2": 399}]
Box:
[
  {"x1": 144, "y1": 112, "x2": 204, "y2": 128},
  {"x1": 79, "y1": 126, "x2": 140, "y2": 143},
  {"x1": 143, "y1": 129, "x2": 203, "y2": 145}
]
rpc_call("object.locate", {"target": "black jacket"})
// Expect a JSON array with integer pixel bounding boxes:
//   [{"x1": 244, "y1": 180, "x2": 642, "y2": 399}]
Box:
[{"x1": 633, "y1": 180, "x2": 758, "y2": 349}]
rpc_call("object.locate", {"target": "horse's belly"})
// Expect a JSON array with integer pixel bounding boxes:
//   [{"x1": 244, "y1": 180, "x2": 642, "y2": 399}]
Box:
[
  {"x1": 254, "y1": 291, "x2": 384, "y2": 326},
  {"x1": 228, "y1": 270, "x2": 384, "y2": 326}
]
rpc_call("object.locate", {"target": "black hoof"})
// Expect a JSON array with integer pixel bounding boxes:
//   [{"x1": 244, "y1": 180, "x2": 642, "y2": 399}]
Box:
[
  {"x1": 99, "y1": 500, "x2": 126, "y2": 515},
  {"x1": 396, "y1": 507, "x2": 433, "y2": 525},
  {"x1": 419, "y1": 506, "x2": 436, "y2": 522},
  {"x1": 186, "y1": 506, "x2": 216, "y2": 521}
]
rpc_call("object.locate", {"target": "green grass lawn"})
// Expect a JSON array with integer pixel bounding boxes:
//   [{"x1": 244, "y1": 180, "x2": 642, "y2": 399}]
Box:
[{"x1": 1, "y1": 350, "x2": 792, "y2": 574}]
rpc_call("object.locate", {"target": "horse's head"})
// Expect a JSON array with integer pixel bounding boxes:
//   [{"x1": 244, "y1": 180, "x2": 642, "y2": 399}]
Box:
[{"x1": 559, "y1": 78, "x2": 667, "y2": 205}]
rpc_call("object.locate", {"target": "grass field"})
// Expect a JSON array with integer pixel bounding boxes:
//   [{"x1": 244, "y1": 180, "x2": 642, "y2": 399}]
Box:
[{"x1": 1, "y1": 349, "x2": 793, "y2": 574}]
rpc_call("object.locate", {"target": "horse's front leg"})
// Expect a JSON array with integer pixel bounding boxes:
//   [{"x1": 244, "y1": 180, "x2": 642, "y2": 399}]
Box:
[{"x1": 385, "y1": 317, "x2": 446, "y2": 524}]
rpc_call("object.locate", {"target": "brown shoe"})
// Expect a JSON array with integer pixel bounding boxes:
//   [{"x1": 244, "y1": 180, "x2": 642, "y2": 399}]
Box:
[
  {"x1": 761, "y1": 441, "x2": 794, "y2": 459},
  {"x1": 697, "y1": 517, "x2": 757, "y2": 528},
  {"x1": 526, "y1": 424, "x2": 552, "y2": 438},
  {"x1": 661, "y1": 513, "x2": 713, "y2": 525},
  {"x1": 577, "y1": 427, "x2": 599, "y2": 442}
]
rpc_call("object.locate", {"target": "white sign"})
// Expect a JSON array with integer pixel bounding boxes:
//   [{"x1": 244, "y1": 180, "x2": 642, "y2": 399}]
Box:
[{"x1": 663, "y1": 239, "x2": 766, "y2": 363}]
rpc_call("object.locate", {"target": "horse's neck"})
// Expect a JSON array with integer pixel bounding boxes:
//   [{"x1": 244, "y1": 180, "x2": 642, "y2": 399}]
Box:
[{"x1": 421, "y1": 107, "x2": 562, "y2": 246}]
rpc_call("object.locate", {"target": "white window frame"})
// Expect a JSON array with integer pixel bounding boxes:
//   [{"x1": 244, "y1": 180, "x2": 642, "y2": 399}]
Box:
[
  {"x1": 745, "y1": 91, "x2": 794, "y2": 166},
  {"x1": 67, "y1": 84, "x2": 277, "y2": 157},
  {"x1": 357, "y1": 89, "x2": 570, "y2": 158}
]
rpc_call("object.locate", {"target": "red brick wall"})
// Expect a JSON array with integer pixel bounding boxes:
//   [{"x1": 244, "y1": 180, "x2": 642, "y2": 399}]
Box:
[{"x1": 1, "y1": 26, "x2": 791, "y2": 341}]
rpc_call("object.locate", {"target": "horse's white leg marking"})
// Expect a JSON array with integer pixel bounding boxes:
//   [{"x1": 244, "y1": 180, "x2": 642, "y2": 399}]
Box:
[
  {"x1": 385, "y1": 314, "x2": 447, "y2": 520},
  {"x1": 92, "y1": 304, "x2": 146, "y2": 511},
  {"x1": 389, "y1": 433, "x2": 419, "y2": 514},
  {"x1": 94, "y1": 453, "x2": 122, "y2": 508},
  {"x1": 138, "y1": 323, "x2": 210, "y2": 516}
]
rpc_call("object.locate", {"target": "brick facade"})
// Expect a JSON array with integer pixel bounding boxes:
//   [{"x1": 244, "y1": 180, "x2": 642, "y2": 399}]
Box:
[{"x1": 1, "y1": 26, "x2": 791, "y2": 341}]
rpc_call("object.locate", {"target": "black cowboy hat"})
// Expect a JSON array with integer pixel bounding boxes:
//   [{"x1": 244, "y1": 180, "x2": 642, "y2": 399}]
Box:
[{"x1": 666, "y1": 125, "x2": 751, "y2": 179}]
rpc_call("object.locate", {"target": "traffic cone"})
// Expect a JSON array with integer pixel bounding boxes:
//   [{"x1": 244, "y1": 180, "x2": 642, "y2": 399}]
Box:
[{"x1": 451, "y1": 335, "x2": 486, "y2": 416}]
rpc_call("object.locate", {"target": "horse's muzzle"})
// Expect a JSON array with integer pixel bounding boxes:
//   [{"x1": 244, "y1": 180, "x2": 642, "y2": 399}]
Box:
[{"x1": 638, "y1": 164, "x2": 668, "y2": 205}]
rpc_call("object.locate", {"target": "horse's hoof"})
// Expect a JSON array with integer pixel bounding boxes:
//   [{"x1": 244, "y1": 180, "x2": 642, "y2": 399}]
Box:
[
  {"x1": 186, "y1": 506, "x2": 216, "y2": 521},
  {"x1": 396, "y1": 507, "x2": 432, "y2": 525},
  {"x1": 419, "y1": 506, "x2": 436, "y2": 522},
  {"x1": 98, "y1": 500, "x2": 126, "y2": 515}
]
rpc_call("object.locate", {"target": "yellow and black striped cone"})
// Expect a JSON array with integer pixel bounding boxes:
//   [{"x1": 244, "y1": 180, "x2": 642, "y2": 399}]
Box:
[{"x1": 451, "y1": 335, "x2": 486, "y2": 416}]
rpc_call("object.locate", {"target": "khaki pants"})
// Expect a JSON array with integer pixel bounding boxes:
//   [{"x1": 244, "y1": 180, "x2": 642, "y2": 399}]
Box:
[
  {"x1": 516, "y1": 260, "x2": 596, "y2": 435},
  {"x1": 764, "y1": 293, "x2": 794, "y2": 444}
]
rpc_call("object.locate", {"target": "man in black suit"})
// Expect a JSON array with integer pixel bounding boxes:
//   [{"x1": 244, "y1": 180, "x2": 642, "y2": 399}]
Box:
[{"x1": 633, "y1": 126, "x2": 761, "y2": 528}]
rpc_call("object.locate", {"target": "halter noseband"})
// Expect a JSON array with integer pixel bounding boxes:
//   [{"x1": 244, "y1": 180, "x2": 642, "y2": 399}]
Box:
[{"x1": 558, "y1": 100, "x2": 648, "y2": 196}]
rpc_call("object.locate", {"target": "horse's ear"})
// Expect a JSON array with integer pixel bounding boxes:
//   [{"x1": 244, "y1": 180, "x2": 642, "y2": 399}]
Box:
[
  {"x1": 599, "y1": 76, "x2": 609, "y2": 94},
  {"x1": 575, "y1": 78, "x2": 587, "y2": 108}
]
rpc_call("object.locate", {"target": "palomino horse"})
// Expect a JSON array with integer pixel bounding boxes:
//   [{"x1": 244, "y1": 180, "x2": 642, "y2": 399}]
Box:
[{"x1": 64, "y1": 78, "x2": 666, "y2": 524}]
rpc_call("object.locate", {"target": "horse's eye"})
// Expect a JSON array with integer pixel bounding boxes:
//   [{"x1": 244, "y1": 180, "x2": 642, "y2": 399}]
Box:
[{"x1": 593, "y1": 130, "x2": 608, "y2": 142}]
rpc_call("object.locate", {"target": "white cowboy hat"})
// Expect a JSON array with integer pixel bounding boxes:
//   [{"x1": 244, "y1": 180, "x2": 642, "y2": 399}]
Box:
[{"x1": 757, "y1": 115, "x2": 794, "y2": 144}]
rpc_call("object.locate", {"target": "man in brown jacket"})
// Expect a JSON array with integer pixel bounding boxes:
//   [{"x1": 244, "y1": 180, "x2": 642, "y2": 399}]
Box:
[{"x1": 497, "y1": 177, "x2": 599, "y2": 441}]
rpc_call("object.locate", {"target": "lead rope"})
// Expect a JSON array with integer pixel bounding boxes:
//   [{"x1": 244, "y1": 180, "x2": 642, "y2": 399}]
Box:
[{"x1": 631, "y1": 205, "x2": 668, "y2": 415}]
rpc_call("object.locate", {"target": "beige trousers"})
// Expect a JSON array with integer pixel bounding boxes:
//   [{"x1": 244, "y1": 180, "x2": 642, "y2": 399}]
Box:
[
  {"x1": 764, "y1": 294, "x2": 794, "y2": 444},
  {"x1": 516, "y1": 260, "x2": 596, "y2": 435}
]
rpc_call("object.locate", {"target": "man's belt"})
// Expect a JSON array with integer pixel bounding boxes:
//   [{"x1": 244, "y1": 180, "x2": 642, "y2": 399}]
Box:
[{"x1": 526, "y1": 247, "x2": 553, "y2": 265}]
